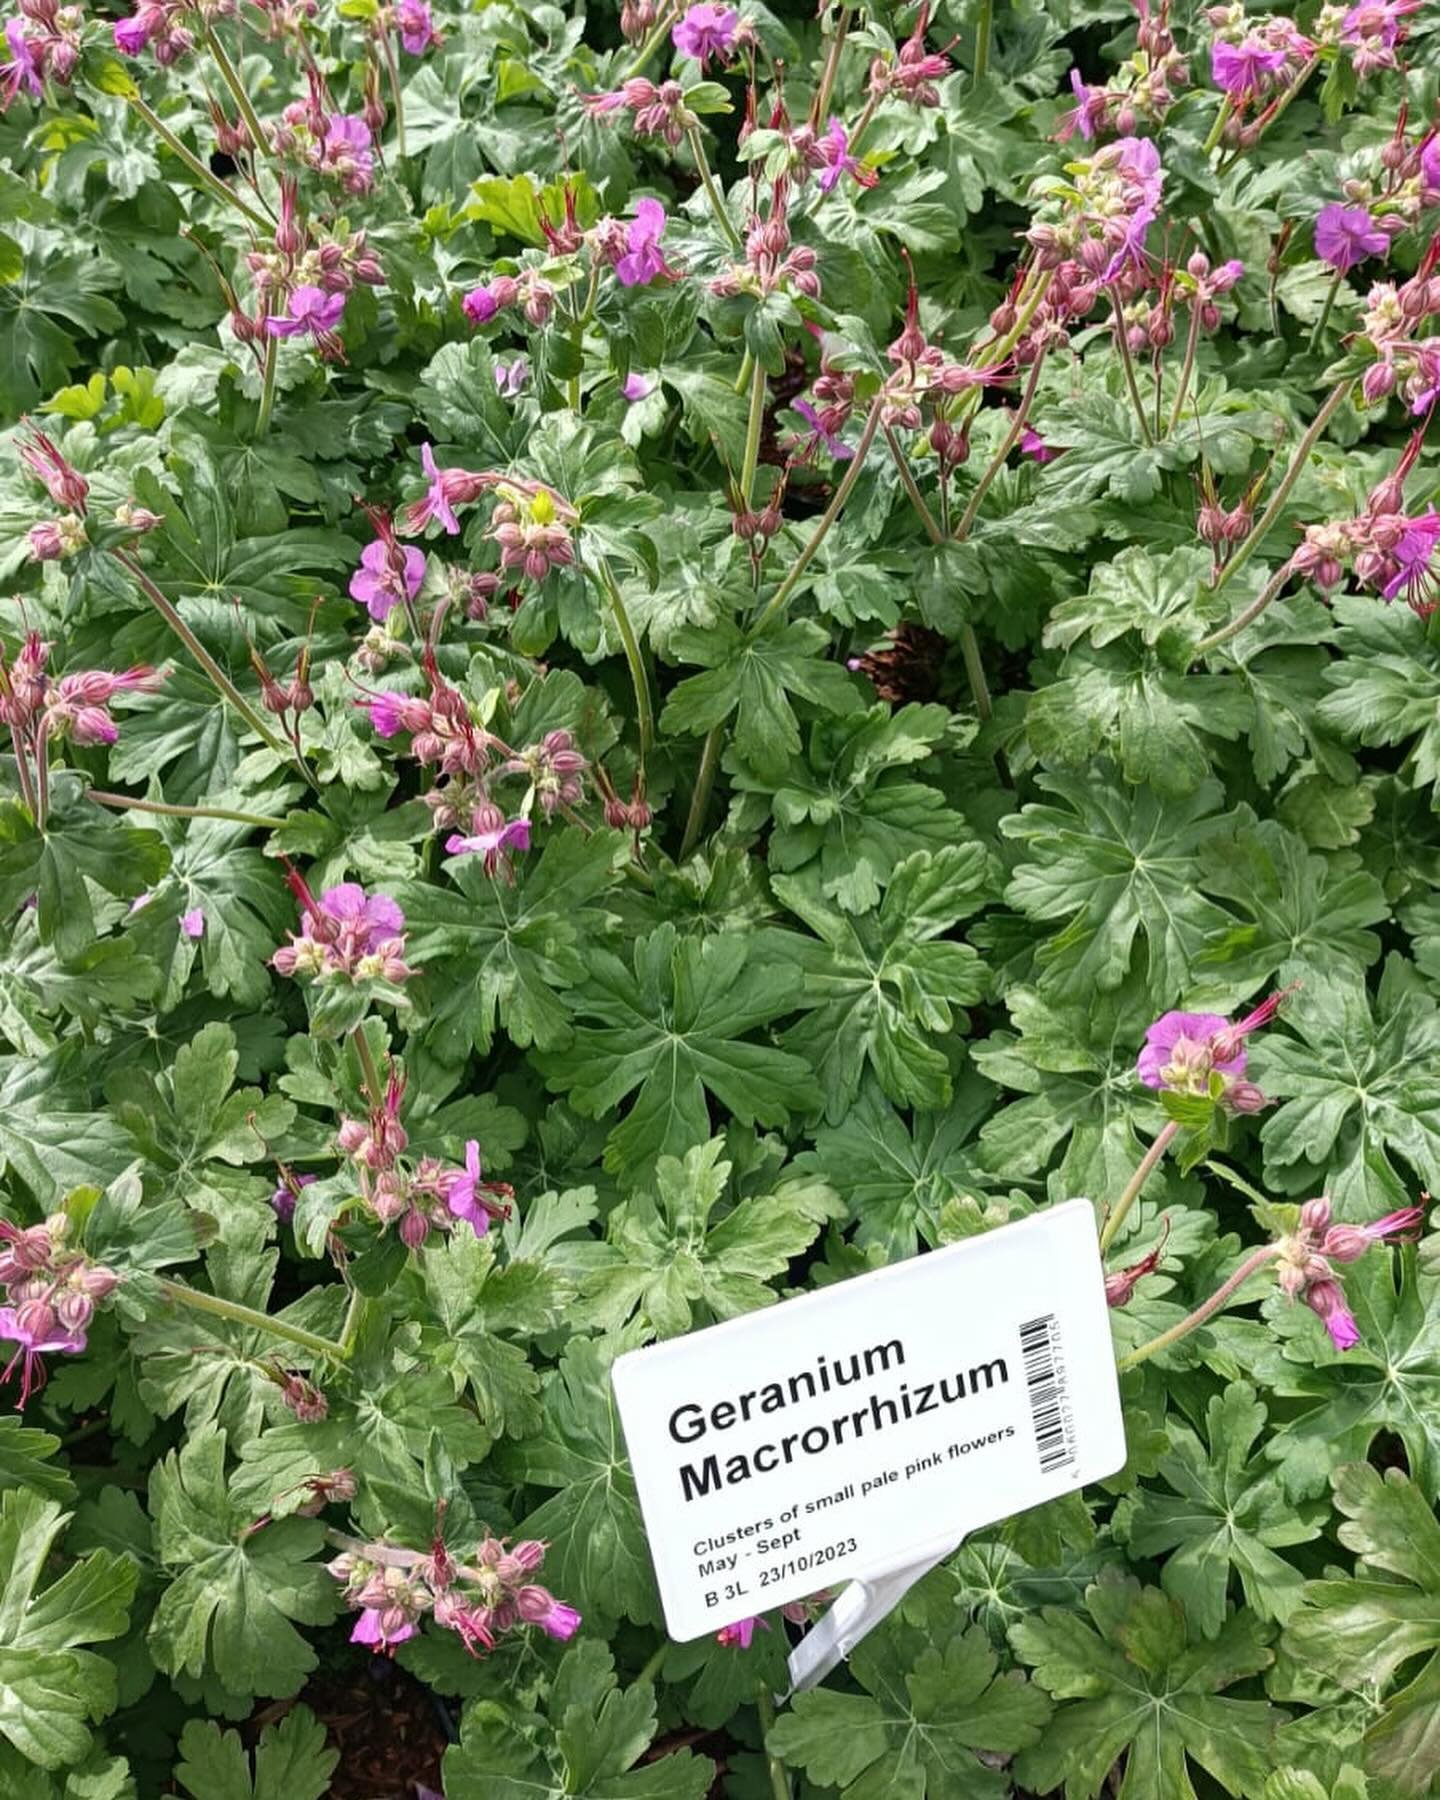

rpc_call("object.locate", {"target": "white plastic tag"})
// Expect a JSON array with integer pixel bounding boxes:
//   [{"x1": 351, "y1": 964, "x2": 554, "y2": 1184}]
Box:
[{"x1": 612, "y1": 1199, "x2": 1126, "y2": 1644}]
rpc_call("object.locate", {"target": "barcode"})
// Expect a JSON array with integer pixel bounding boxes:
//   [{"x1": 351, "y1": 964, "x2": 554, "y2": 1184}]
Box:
[{"x1": 1019, "y1": 1313, "x2": 1075, "y2": 1474}]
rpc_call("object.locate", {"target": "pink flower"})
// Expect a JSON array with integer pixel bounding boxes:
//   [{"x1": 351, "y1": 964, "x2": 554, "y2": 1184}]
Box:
[
  {"x1": 112, "y1": 12, "x2": 155, "y2": 54},
  {"x1": 1210, "y1": 35, "x2": 1288, "y2": 99},
  {"x1": 266, "y1": 285, "x2": 346, "y2": 339},
  {"x1": 180, "y1": 907, "x2": 204, "y2": 939},
  {"x1": 321, "y1": 114, "x2": 374, "y2": 193},
  {"x1": 318, "y1": 883, "x2": 404, "y2": 943},
  {"x1": 1018, "y1": 425, "x2": 1058, "y2": 462},
  {"x1": 1303, "y1": 1278, "x2": 1361, "y2": 1351},
  {"x1": 437, "y1": 1140, "x2": 513, "y2": 1239},
  {"x1": 616, "y1": 197, "x2": 671, "y2": 287},
  {"x1": 0, "y1": 1304, "x2": 86, "y2": 1405},
  {"x1": 792, "y1": 398, "x2": 853, "y2": 461},
  {"x1": 350, "y1": 1608, "x2": 417, "y2": 1652},
  {"x1": 1314, "y1": 203, "x2": 1390, "y2": 274},
  {"x1": 403, "y1": 444, "x2": 489, "y2": 536},
  {"x1": 1, "y1": 18, "x2": 40, "y2": 106},
  {"x1": 349, "y1": 538, "x2": 426, "y2": 621},
  {"x1": 461, "y1": 276, "x2": 518, "y2": 324},
  {"x1": 1059, "y1": 68, "x2": 1108, "y2": 141},
  {"x1": 1340, "y1": 0, "x2": 1419, "y2": 71},
  {"x1": 1137, "y1": 1010, "x2": 1240, "y2": 1091},
  {"x1": 672, "y1": 1, "x2": 736, "y2": 66},
  {"x1": 359, "y1": 690, "x2": 432, "y2": 737},
  {"x1": 494, "y1": 359, "x2": 528, "y2": 398},
  {"x1": 716, "y1": 1614, "x2": 767, "y2": 1648},
  {"x1": 396, "y1": 0, "x2": 441, "y2": 53},
  {"x1": 445, "y1": 814, "x2": 531, "y2": 875},
  {"x1": 19, "y1": 427, "x2": 88, "y2": 512},
  {"x1": 816, "y1": 116, "x2": 874, "y2": 193},
  {"x1": 621, "y1": 372, "x2": 654, "y2": 402}
]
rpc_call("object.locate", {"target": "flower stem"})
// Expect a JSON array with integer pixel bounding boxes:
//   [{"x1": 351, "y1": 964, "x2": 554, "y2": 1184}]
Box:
[
  {"x1": 338, "y1": 1288, "x2": 369, "y2": 1357},
  {"x1": 1115, "y1": 1244, "x2": 1280, "y2": 1372},
  {"x1": 592, "y1": 557, "x2": 655, "y2": 760},
  {"x1": 685, "y1": 125, "x2": 742, "y2": 253},
  {"x1": 254, "y1": 333, "x2": 278, "y2": 440},
  {"x1": 86, "y1": 790, "x2": 289, "y2": 829},
  {"x1": 128, "y1": 96, "x2": 268, "y2": 228},
  {"x1": 378, "y1": 25, "x2": 408, "y2": 160},
  {"x1": 953, "y1": 349, "x2": 1046, "y2": 540},
  {"x1": 351, "y1": 1022, "x2": 383, "y2": 1108},
  {"x1": 1109, "y1": 285, "x2": 1154, "y2": 446},
  {"x1": 622, "y1": 2, "x2": 678, "y2": 81},
  {"x1": 1307, "y1": 270, "x2": 1344, "y2": 357},
  {"x1": 636, "y1": 1641, "x2": 668, "y2": 1687},
  {"x1": 972, "y1": 0, "x2": 993, "y2": 80},
  {"x1": 810, "y1": 2, "x2": 852, "y2": 126},
  {"x1": 884, "y1": 425, "x2": 944, "y2": 543},
  {"x1": 755, "y1": 1686, "x2": 790, "y2": 1800},
  {"x1": 1165, "y1": 301, "x2": 1203, "y2": 439},
  {"x1": 958, "y1": 624, "x2": 992, "y2": 722},
  {"x1": 159, "y1": 1279, "x2": 350, "y2": 1362},
  {"x1": 1201, "y1": 95, "x2": 1232, "y2": 156},
  {"x1": 202, "y1": 24, "x2": 270, "y2": 165},
  {"x1": 754, "y1": 394, "x2": 885, "y2": 631},
  {"x1": 678, "y1": 723, "x2": 724, "y2": 860},
  {"x1": 1210, "y1": 378, "x2": 1349, "y2": 597},
  {"x1": 1099, "y1": 1120, "x2": 1179, "y2": 1256},
  {"x1": 110, "y1": 549, "x2": 321, "y2": 791},
  {"x1": 1192, "y1": 562, "x2": 1292, "y2": 656},
  {"x1": 739, "y1": 356, "x2": 768, "y2": 507}
]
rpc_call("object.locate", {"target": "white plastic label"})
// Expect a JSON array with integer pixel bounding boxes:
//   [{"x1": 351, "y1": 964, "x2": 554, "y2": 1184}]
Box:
[{"x1": 612, "y1": 1199, "x2": 1126, "y2": 1641}]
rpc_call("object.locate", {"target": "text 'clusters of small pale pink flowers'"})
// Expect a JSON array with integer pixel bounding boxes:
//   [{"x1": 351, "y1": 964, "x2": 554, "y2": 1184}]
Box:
[
  {"x1": 330, "y1": 1532, "x2": 580, "y2": 1657},
  {"x1": 0, "y1": 1214, "x2": 119, "y2": 1404},
  {"x1": 1276, "y1": 1196, "x2": 1425, "y2": 1351},
  {"x1": 271, "y1": 872, "x2": 415, "y2": 987}
]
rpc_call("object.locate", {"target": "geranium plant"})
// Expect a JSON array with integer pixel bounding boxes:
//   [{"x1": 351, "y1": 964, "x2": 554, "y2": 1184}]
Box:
[{"x1": 0, "y1": 0, "x2": 1438, "y2": 1790}]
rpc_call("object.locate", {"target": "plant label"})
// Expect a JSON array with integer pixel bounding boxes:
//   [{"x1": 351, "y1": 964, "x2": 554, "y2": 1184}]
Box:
[{"x1": 612, "y1": 1199, "x2": 1126, "y2": 1641}]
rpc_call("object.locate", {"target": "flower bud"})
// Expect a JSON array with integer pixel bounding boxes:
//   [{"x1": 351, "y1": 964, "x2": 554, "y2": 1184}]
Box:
[
  {"x1": 281, "y1": 1372, "x2": 328, "y2": 1422},
  {"x1": 399, "y1": 1207, "x2": 429, "y2": 1249},
  {"x1": 54, "y1": 1289, "x2": 93, "y2": 1333},
  {"x1": 1298, "y1": 1196, "x2": 1333, "y2": 1235},
  {"x1": 1320, "y1": 1223, "x2": 1369, "y2": 1262},
  {"x1": 1361, "y1": 360, "x2": 1397, "y2": 404}
]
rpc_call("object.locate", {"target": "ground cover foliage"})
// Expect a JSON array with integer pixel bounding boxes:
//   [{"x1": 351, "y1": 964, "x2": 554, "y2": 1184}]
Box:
[{"x1": 0, "y1": 0, "x2": 1439, "y2": 1791}]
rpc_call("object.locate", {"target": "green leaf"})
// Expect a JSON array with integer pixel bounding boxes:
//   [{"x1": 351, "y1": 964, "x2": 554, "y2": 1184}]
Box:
[
  {"x1": 0, "y1": 1489, "x2": 135, "y2": 1770},
  {"x1": 0, "y1": 1419, "x2": 73, "y2": 1503},
  {"x1": 1284, "y1": 1464, "x2": 1440, "y2": 1796},
  {"x1": 147, "y1": 1425, "x2": 335, "y2": 1700},
  {"x1": 1114, "y1": 1383, "x2": 1323, "y2": 1638},
  {"x1": 537, "y1": 922, "x2": 821, "y2": 1188},
  {"x1": 173, "y1": 1707, "x2": 336, "y2": 1800},
  {"x1": 1034, "y1": 392, "x2": 1189, "y2": 508},
  {"x1": 1316, "y1": 598, "x2": 1440, "y2": 793},
  {"x1": 661, "y1": 617, "x2": 861, "y2": 779},
  {"x1": 576, "y1": 1138, "x2": 837, "y2": 1339},
  {"x1": 764, "y1": 848, "x2": 993, "y2": 1119},
  {"x1": 768, "y1": 1619, "x2": 1050, "y2": 1798},
  {"x1": 0, "y1": 788, "x2": 169, "y2": 962},
  {"x1": 1012, "y1": 1570, "x2": 1284, "y2": 1799},
  {"x1": 1044, "y1": 547, "x2": 1226, "y2": 652},
  {"x1": 1002, "y1": 771, "x2": 1234, "y2": 1004},
  {"x1": 494, "y1": 1337, "x2": 660, "y2": 1625}
]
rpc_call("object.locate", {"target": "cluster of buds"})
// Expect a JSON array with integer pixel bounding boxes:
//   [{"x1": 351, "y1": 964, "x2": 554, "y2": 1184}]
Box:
[
  {"x1": 272, "y1": 101, "x2": 376, "y2": 195},
  {"x1": 337, "y1": 1081, "x2": 513, "y2": 1247},
  {"x1": 1026, "y1": 136, "x2": 1164, "y2": 292},
  {"x1": 593, "y1": 762, "x2": 651, "y2": 833},
  {"x1": 1313, "y1": 0, "x2": 1420, "y2": 78},
  {"x1": 0, "y1": 1215, "x2": 119, "y2": 1404},
  {"x1": 0, "y1": 630, "x2": 165, "y2": 760},
  {"x1": 739, "y1": 96, "x2": 876, "y2": 197},
  {"x1": 18, "y1": 425, "x2": 91, "y2": 561},
  {"x1": 1135, "y1": 989, "x2": 1292, "y2": 1114},
  {"x1": 273, "y1": 1366, "x2": 329, "y2": 1422},
  {"x1": 111, "y1": 0, "x2": 195, "y2": 64},
  {"x1": 2, "y1": 0, "x2": 82, "y2": 107},
  {"x1": 868, "y1": 3, "x2": 954, "y2": 107},
  {"x1": 271, "y1": 871, "x2": 415, "y2": 987},
  {"x1": 581, "y1": 77, "x2": 691, "y2": 148},
  {"x1": 329, "y1": 1527, "x2": 580, "y2": 1657},
  {"x1": 619, "y1": 0, "x2": 657, "y2": 42},
  {"x1": 880, "y1": 280, "x2": 1010, "y2": 432},
  {"x1": 1205, "y1": 6, "x2": 1313, "y2": 115},
  {"x1": 716, "y1": 1591, "x2": 832, "y2": 1649},
  {"x1": 1274, "y1": 1195, "x2": 1424, "y2": 1350},
  {"x1": 1353, "y1": 241, "x2": 1440, "y2": 409},
  {"x1": 488, "y1": 480, "x2": 577, "y2": 584},
  {"x1": 1059, "y1": 1, "x2": 1186, "y2": 142},
  {"x1": 710, "y1": 181, "x2": 819, "y2": 304},
  {"x1": 1195, "y1": 465, "x2": 1261, "y2": 569},
  {"x1": 461, "y1": 268, "x2": 557, "y2": 328},
  {"x1": 238, "y1": 180, "x2": 382, "y2": 359},
  {"x1": 1290, "y1": 431, "x2": 1440, "y2": 614}
]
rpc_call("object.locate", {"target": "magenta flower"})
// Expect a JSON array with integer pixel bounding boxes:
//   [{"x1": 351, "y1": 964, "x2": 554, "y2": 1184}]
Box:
[
  {"x1": 438, "y1": 1141, "x2": 513, "y2": 1239},
  {"x1": 180, "y1": 908, "x2": 204, "y2": 939},
  {"x1": 1314, "y1": 203, "x2": 1390, "y2": 274},
  {"x1": 1210, "y1": 35, "x2": 1288, "y2": 99},
  {"x1": 1059, "y1": 68, "x2": 1108, "y2": 141},
  {"x1": 1341, "y1": 0, "x2": 1419, "y2": 71},
  {"x1": 272, "y1": 872, "x2": 413, "y2": 983},
  {"x1": 1138, "y1": 1010, "x2": 1241, "y2": 1091},
  {"x1": 615, "y1": 198, "x2": 671, "y2": 288},
  {"x1": 0, "y1": 1305, "x2": 86, "y2": 1405},
  {"x1": 716, "y1": 1614, "x2": 767, "y2": 1649},
  {"x1": 319, "y1": 884, "x2": 403, "y2": 943},
  {"x1": 266, "y1": 285, "x2": 347, "y2": 340},
  {"x1": 1, "y1": 19, "x2": 40, "y2": 106},
  {"x1": 404, "y1": 444, "x2": 489, "y2": 536},
  {"x1": 461, "y1": 276, "x2": 518, "y2": 325},
  {"x1": 792, "y1": 397, "x2": 853, "y2": 462},
  {"x1": 446, "y1": 815, "x2": 531, "y2": 864},
  {"x1": 396, "y1": 0, "x2": 440, "y2": 53},
  {"x1": 270, "y1": 1169, "x2": 314, "y2": 1224},
  {"x1": 112, "y1": 12, "x2": 154, "y2": 54},
  {"x1": 816, "y1": 116, "x2": 874, "y2": 193},
  {"x1": 349, "y1": 538, "x2": 426, "y2": 621},
  {"x1": 535, "y1": 1598, "x2": 581, "y2": 1640},
  {"x1": 1379, "y1": 509, "x2": 1440, "y2": 606},
  {"x1": 672, "y1": 1, "x2": 737, "y2": 66},
  {"x1": 1018, "y1": 425, "x2": 1058, "y2": 463},
  {"x1": 1304, "y1": 1278, "x2": 1360, "y2": 1351},
  {"x1": 321, "y1": 114, "x2": 375, "y2": 193},
  {"x1": 621, "y1": 372, "x2": 654, "y2": 402}
]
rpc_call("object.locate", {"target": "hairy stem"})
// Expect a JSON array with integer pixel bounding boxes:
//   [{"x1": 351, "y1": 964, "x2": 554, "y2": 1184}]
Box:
[
  {"x1": 622, "y1": 2, "x2": 679, "y2": 81},
  {"x1": 953, "y1": 349, "x2": 1046, "y2": 540},
  {"x1": 678, "y1": 724, "x2": 724, "y2": 861},
  {"x1": 958, "y1": 624, "x2": 993, "y2": 722},
  {"x1": 685, "y1": 125, "x2": 743, "y2": 252},
  {"x1": 592, "y1": 557, "x2": 655, "y2": 759},
  {"x1": 1100, "y1": 1120, "x2": 1179, "y2": 1256},
  {"x1": 338, "y1": 1289, "x2": 369, "y2": 1358},
  {"x1": 1201, "y1": 95, "x2": 1232, "y2": 156},
  {"x1": 160, "y1": 1280, "x2": 350, "y2": 1362},
  {"x1": 755, "y1": 1686, "x2": 790, "y2": 1800},
  {"x1": 739, "y1": 356, "x2": 768, "y2": 506},
  {"x1": 129, "y1": 96, "x2": 268, "y2": 228},
  {"x1": 1165, "y1": 301, "x2": 1203, "y2": 438},
  {"x1": 1109, "y1": 285, "x2": 1155, "y2": 446},
  {"x1": 1116, "y1": 1244, "x2": 1280, "y2": 1372},
  {"x1": 202, "y1": 24, "x2": 270, "y2": 165},
  {"x1": 884, "y1": 425, "x2": 944, "y2": 543},
  {"x1": 972, "y1": 0, "x2": 993, "y2": 80},
  {"x1": 86, "y1": 790, "x2": 289, "y2": 829},
  {"x1": 1211, "y1": 378, "x2": 1349, "y2": 596},
  {"x1": 1307, "y1": 270, "x2": 1344, "y2": 357},
  {"x1": 810, "y1": 2, "x2": 852, "y2": 126},
  {"x1": 1192, "y1": 562, "x2": 1293, "y2": 655},
  {"x1": 754, "y1": 394, "x2": 885, "y2": 631},
  {"x1": 351, "y1": 1022, "x2": 383, "y2": 1109},
  {"x1": 378, "y1": 25, "x2": 408, "y2": 160},
  {"x1": 110, "y1": 549, "x2": 320, "y2": 790},
  {"x1": 254, "y1": 333, "x2": 278, "y2": 439}
]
